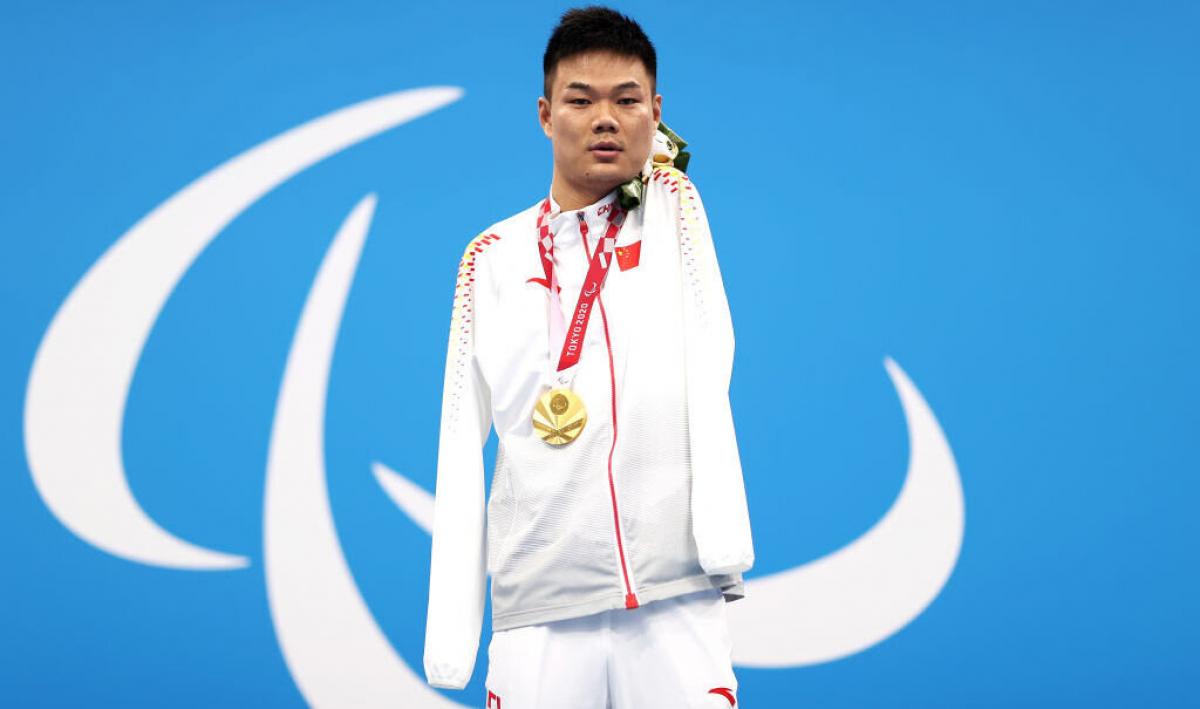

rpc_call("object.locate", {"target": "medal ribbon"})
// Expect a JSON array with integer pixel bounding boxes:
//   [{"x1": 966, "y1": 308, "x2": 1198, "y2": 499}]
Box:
[{"x1": 535, "y1": 196, "x2": 627, "y2": 384}]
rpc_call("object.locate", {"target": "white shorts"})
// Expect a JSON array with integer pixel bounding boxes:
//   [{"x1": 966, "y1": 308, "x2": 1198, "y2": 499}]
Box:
[{"x1": 484, "y1": 587, "x2": 739, "y2": 708}]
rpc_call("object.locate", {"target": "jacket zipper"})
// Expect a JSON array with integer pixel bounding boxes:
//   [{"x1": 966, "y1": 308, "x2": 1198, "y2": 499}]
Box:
[{"x1": 580, "y1": 213, "x2": 640, "y2": 609}]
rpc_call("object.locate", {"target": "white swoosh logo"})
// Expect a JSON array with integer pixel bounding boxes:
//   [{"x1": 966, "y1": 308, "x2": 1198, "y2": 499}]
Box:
[
  {"x1": 264, "y1": 195, "x2": 466, "y2": 708},
  {"x1": 374, "y1": 356, "x2": 965, "y2": 667},
  {"x1": 23, "y1": 87, "x2": 462, "y2": 569},
  {"x1": 726, "y1": 357, "x2": 965, "y2": 665},
  {"x1": 24, "y1": 88, "x2": 472, "y2": 707}
]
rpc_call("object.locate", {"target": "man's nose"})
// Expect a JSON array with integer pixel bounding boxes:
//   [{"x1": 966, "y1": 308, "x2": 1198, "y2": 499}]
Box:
[{"x1": 592, "y1": 103, "x2": 618, "y2": 132}]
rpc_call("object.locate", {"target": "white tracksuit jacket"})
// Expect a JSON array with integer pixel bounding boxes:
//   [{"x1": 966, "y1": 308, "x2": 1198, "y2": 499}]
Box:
[{"x1": 423, "y1": 166, "x2": 755, "y2": 690}]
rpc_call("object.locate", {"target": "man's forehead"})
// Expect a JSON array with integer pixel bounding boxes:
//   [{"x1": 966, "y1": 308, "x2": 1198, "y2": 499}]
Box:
[{"x1": 551, "y1": 51, "x2": 653, "y2": 91}]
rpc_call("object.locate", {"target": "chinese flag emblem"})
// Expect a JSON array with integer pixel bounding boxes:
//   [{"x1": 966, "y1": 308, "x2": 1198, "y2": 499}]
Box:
[{"x1": 615, "y1": 240, "x2": 641, "y2": 271}]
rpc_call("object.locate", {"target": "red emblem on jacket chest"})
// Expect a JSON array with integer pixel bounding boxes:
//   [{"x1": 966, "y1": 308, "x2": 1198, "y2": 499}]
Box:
[{"x1": 615, "y1": 240, "x2": 641, "y2": 271}]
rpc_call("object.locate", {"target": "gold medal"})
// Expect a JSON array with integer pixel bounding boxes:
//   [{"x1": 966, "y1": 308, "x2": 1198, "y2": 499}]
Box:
[{"x1": 532, "y1": 387, "x2": 587, "y2": 445}]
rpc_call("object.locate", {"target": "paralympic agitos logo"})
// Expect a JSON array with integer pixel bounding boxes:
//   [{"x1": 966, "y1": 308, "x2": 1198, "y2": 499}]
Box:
[{"x1": 22, "y1": 88, "x2": 965, "y2": 707}]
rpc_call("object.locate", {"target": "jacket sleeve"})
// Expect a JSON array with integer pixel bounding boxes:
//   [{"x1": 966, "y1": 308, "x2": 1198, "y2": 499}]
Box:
[
  {"x1": 423, "y1": 233, "x2": 497, "y2": 690},
  {"x1": 657, "y1": 168, "x2": 756, "y2": 577}
]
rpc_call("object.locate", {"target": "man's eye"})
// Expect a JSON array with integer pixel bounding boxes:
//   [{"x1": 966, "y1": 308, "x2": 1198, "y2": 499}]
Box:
[
  {"x1": 569, "y1": 98, "x2": 590, "y2": 105},
  {"x1": 618, "y1": 98, "x2": 639, "y2": 105}
]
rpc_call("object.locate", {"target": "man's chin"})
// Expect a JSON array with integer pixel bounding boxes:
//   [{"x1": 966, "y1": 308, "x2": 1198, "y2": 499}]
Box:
[{"x1": 586, "y1": 163, "x2": 640, "y2": 189}]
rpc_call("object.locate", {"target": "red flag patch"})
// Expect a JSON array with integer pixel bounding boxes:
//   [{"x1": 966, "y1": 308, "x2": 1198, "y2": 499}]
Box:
[{"x1": 615, "y1": 240, "x2": 641, "y2": 271}]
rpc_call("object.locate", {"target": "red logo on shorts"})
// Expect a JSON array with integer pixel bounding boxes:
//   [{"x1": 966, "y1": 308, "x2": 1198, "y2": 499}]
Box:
[
  {"x1": 708, "y1": 686, "x2": 736, "y2": 706},
  {"x1": 486, "y1": 688, "x2": 502, "y2": 707}
]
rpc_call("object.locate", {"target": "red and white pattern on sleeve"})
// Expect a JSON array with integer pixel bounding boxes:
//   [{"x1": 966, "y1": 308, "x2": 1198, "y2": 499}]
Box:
[
  {"x1": 651, "y1": 166, "x2": 708, "y2": 323},
  {"x1": 445, "y1": 231, "x2": 501, "y2": 428}
]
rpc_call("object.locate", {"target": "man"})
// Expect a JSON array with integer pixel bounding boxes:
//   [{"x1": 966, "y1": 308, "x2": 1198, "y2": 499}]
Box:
[{"x1": 423, "y1": 6, "x2": 754, "y2": 707}]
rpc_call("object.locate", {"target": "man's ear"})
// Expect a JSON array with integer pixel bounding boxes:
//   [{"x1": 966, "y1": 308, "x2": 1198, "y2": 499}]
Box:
[
  {"x1": 537, "y1": 96, "x2": 553, "y2": 138},
  {"x1": 652, "y1": 93, "x2": 662, "y2": 125}
]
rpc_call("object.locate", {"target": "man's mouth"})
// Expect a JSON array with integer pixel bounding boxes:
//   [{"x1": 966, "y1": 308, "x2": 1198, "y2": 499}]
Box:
[{"x1": 589, "y1": 141, "x2": 622, "y2": 160}]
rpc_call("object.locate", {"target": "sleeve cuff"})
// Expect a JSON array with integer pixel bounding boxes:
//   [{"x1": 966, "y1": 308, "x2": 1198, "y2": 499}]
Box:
[
  {"x1": 700, "y1": 554, "x2": 754, "y2": 576},
  {"x1": 425, "y1": 662, "x2": 470, "y2": 690}
]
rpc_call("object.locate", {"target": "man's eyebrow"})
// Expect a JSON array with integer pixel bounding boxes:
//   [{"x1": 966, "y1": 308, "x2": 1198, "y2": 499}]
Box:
[{"x1": 563, "y1": 80, "x2": 644, "y2": 92}]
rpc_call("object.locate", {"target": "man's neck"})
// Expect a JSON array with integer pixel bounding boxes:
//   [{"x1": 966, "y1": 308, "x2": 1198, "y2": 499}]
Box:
[{"x1": 550, "y1": 174, "x2": 621, "y2": 212}]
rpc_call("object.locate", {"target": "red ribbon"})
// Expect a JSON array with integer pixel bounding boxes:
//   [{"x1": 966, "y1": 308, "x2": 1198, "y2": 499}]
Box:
[{"x1": 535, "y1": 197, "x2": 628, "y2": 373}]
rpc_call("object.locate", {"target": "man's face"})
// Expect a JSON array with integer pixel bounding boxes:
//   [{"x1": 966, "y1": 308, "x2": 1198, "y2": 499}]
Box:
[{"x1": 538, "y1": 50, "x2": 662, "y2": 198}]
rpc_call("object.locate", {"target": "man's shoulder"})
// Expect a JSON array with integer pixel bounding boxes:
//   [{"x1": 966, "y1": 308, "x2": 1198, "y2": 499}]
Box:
[
  {"x1": 457, "y1": 199, "x2": 541, "y2": 263},
  {"x1": 639, "y1": 165, "x2": 703, "y2": 221},
  {"x1": 650, "y1": 164, "x2": 689, "y2": 181},
  {"x1": 647, "y1": 165, "x2": 698, "y2": 194}
]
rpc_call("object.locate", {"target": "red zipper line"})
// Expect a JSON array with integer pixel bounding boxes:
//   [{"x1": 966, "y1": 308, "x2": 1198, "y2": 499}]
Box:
[{"x1": 580, "y1": 215, "x2": 640, "y2": 610}]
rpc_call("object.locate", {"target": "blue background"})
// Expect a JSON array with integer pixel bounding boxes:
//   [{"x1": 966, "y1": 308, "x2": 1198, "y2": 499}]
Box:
[{"x1": 2, "y1": 1, "x2": 1197, "y2": 706}]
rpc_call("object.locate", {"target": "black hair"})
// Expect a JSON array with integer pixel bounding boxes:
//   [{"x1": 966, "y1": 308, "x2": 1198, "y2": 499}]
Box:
[{"x1": 542, "y1": 5, "x2": 657, "y2": 99}]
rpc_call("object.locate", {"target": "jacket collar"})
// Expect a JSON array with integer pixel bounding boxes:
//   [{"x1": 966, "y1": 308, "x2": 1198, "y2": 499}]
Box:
[{"x1": 546, "y1": 186, "x2": 619, "y2": 228}]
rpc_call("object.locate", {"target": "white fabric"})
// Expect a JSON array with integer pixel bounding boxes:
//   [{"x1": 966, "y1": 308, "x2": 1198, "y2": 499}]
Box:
[
  {"x1": 424, "y1": 167, "x2": 755, "y2": 690},
  {"x1": 484, "y1": 587, "x2": 740, "y2": 708}
]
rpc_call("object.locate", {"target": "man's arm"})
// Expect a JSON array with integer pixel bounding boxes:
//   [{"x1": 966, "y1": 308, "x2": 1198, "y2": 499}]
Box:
[
  {"x1": 423, "y1": 233, "x2": 497, "y2": 690},
  {"x1": 656, "y1": 168, "x2": 756, "y2": 577}
]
